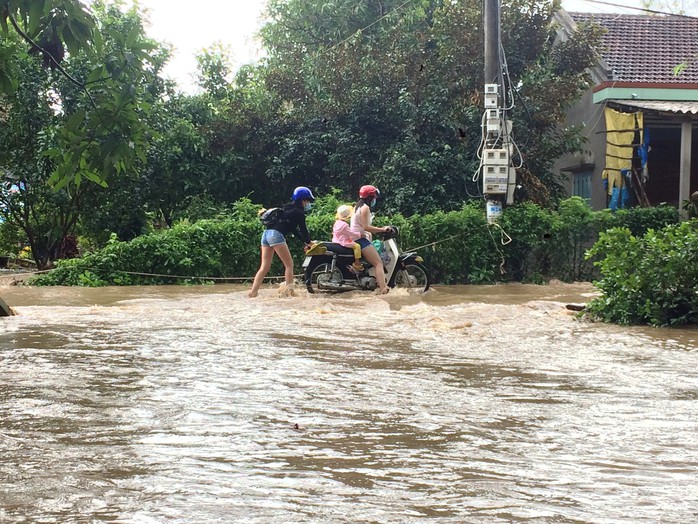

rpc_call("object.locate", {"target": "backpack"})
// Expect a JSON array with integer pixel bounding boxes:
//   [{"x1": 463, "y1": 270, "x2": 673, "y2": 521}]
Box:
[{"x1": 259, "y1": 207, "x2": 285, "y2": 228}]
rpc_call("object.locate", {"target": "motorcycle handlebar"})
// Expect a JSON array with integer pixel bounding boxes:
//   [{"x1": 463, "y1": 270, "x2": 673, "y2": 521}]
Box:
[{"x1": 381, "y1": 225, "x2": 399, "y2": 239}]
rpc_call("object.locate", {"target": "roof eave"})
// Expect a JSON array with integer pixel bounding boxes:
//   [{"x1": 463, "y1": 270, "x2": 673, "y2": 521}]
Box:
[{"x1": 593, "y1": 82, "x2": 698, "y2": 103}]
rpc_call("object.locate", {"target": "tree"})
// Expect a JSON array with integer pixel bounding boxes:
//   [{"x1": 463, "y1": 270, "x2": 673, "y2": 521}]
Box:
[
  {"x1": 195, "y1": 41, "x2": 235, "y2": 100},
  {"x1": 255, "y1": 0, "x2": 601, "y2": 214},
  {"x1": 0, "y1": 0, "x2": 95, "y2": 93},
  {"x1": 0, "y1": 2, "x2": 164, "y2": 268},
  {"x1": 0, "y1": 41, "x2": 82, "y2": 268},
  {"x1": 1, "y1": 0, "x2": 158, "y2": 190},
  {"x1": 188, "y1": 49, "x2": 288, "y2": 208},
  {"x1": 641, "y1": 0, "x2": 698, "y2": 15},
  {"x1": 139, "y1": 93, "x2": 211, "y2": 228}
]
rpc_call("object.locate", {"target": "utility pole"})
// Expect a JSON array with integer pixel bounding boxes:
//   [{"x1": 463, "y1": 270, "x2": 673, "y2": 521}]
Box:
[
  {"x1": 484, "y1": 0, "x2": 500, "y2": 87},
  {"x1": 480, "y1": 0, "x2": 516, "y2": 224}
]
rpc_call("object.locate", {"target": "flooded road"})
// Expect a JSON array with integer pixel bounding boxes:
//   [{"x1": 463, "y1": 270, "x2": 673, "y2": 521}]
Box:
[{"x1": 1, "y1": 283, "x2": 697, "y2": 523}]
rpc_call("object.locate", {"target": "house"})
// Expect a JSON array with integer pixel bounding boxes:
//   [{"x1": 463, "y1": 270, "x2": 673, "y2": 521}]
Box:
[{"x1": 553, "y1": 10, "x2": 698, "y2": 213}]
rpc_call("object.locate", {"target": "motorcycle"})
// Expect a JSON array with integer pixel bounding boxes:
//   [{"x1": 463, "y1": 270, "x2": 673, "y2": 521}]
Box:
[{"x1": 302, "y1": 226, "x2": 430, "y2": 293}]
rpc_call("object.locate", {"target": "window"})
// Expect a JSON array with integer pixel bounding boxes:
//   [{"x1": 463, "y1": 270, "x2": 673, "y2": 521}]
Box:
[{"x1": 573, "y1": 171, "x2": 592, "y2": 203}]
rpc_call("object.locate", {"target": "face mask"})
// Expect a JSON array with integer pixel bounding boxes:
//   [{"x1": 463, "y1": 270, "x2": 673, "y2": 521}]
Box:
[
  {"x1": 370, "y1": 199, "x2": 376, "y2": 208},
  {"x1": 304, "y1": 202, "x2": 312, "y2": 212}
]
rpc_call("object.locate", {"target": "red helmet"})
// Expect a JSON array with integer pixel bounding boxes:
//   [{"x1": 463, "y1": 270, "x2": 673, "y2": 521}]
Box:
[{"x1": 359, "y1": 185, "x2": 380, "y2": 200}]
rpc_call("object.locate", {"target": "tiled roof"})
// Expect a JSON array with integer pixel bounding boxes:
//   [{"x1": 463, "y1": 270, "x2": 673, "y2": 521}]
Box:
[{"x1": 568, "y1": 12, "x2": 698, "y2": 83}]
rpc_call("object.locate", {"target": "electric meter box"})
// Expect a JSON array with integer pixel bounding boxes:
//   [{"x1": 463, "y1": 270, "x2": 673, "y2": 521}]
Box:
[
  {"x1": 482, "y1": 165, "x2": 509, "y2": 195},
  {"x1": 486, "y1": 109, "x2": 500, "y2": 134},
  {"x1": 484, "y1": 84, "x2": 499, "y2": 108},
  {"x1": 483, "y1": 148, "x2": 509, "y2": 165},
  {"x1": 486, "y1": 199, "x2": 503, "y2": 224}
]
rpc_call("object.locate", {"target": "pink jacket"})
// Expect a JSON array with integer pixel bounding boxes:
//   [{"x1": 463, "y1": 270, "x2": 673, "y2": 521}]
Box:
[{"x1": 332, "y1": 220, "x2": 361, "y2": 247}]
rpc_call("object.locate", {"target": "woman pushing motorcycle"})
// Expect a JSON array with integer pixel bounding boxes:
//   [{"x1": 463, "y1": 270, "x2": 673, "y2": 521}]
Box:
[
  {"x1": 248, "y1": 186, "x2": 315, "y2": 298},
  {"x1": 350, "y1": 185, "x2": 391, "y2": 294}
]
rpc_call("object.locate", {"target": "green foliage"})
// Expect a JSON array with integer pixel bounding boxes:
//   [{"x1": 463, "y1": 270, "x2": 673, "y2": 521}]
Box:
[
  {"x1": 249, "y1": 0, "x2": 602, "y2": 214},
  {"x1": 0, "y1": 219, "x2": 23, "y2": 256},
  {"x1": 31, "y1": 203, "x2": 262, "y2": 286},
  {"x1": 0, "y1": 44, "x2": 79, "y2": 269},
  {"x1": 29, "y1": 196, "x2": 681, "y2": 289},
  {"x1": 549, "y1": 196, "x2": 597, "y2": 281},
  {"x1": 1, "y1": 0, "x2": 159, "y2": 191},
  {"x1": 682, "y1": 196, "x2": 698, "y2": 219},
  {"x1": 609, "y1": 205, "x2": 679, "y2": 236},
  {"x1": 586, "y1": 221, "x2": 698, "y2": 326},
  {"x1": 139, "y1": 93, "x2": 211, "y2": 227},
  {"x1": 0, "y1": 0, "x2": 95, "y2": 93},
  {"x1": 195, "y1": 42, "x2": 234, "y2": 100},
  {"x1": 407, "y1": 203, "x2": 496, "y2": 284},
  {"x1": 641, "y1": 0, "x2": 698, "y2": 15},
  {"x1": 0, "y1": 2, "x2": 167, "y2": 268},
  {"x1": 500, "y1": 202, "x2": 556, "y2": 282},
  {"x1": 43, "y1": 0, "x2": 161, "y2": 189}
]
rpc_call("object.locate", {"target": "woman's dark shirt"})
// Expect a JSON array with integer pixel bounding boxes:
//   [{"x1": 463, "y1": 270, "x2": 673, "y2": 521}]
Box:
[{"x1": 271, "y1": 203, "x2": 311, "y2": 244}]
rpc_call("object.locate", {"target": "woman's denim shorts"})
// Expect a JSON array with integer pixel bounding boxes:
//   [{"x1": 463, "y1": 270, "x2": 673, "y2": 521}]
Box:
[
  {"x1": 356, "y1": 237, "x2": 371, "y2": 249},
  {"x1": 261, "y1": 229, "x2": 286, "y2": 247}
]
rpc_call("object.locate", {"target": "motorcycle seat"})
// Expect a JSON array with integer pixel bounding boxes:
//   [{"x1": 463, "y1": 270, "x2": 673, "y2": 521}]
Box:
[{"x1": 318, "y1": 242, "x2": 355, "y2": 256}]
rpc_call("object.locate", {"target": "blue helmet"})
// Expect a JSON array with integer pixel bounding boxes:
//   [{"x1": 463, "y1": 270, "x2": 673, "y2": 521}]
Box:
[{"x1": 292, "y1": 186, "x2": 315, "y2": 202}]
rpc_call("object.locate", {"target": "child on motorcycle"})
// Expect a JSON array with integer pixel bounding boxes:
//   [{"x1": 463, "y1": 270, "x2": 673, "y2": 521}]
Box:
[{"x1": 332, "y1": 205, "x2": 364, "y2": 273}]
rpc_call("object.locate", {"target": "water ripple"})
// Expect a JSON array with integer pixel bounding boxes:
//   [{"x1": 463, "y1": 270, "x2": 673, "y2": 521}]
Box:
[{"x1": 1, "y1": 284, "x2": 696, "y2": 523}]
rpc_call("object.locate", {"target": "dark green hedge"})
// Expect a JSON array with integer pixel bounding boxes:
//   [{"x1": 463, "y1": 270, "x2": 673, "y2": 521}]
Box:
[{"x1": 29, "y1": 196, "x2": 680, "y2": 289}]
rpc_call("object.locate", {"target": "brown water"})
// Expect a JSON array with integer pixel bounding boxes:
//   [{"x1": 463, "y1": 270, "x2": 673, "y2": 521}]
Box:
[{"x1": 1, "y1": 283, "x2": 697, "y2": 523}]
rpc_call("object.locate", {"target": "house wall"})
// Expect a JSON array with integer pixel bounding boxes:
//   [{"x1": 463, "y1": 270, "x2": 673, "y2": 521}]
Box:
[
  {"x1": 552, "y1": 9, "x2": 698, "y2": 212},
  {"x1": 555, "y1": 96, "x2": 698, "y2": 210},
  {"x1": 554, "y1": 90, "x2": 608, "y2": 210}
]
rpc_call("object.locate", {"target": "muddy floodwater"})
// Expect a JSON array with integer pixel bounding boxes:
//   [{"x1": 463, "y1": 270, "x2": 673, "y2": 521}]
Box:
[{"x1": 1, "y1": 283, "x2": 697, "y2": 523}]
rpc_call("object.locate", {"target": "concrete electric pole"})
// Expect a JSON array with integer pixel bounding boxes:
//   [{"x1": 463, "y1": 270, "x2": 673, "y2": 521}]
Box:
[{"x1": 481, "y1": 0, "x2": 517, "y2": 224}]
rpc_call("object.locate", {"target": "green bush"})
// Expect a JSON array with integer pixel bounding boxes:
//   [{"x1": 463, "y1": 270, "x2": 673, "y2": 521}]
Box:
[
  {"x1": 586, "y1": 221, "x2": 698, "y2": 326},
  {"x1": 609, "y1": 204, "x2": 679, "y2": 236},
  {"x1": 407, "y1": 203, "x2": 496, "y2": 284},
  {"x1": 30, "y1": 198, "x2": 264, "y2": 286},
  {"x1": 28, "y1": 195, "x2": 685, "y2": 291},
  {"x1": 500, "y1": 202, "x2": 556, "y2": 282}
]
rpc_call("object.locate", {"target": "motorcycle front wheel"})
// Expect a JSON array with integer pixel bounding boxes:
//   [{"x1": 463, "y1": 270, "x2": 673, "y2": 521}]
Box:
[{"x1": 391, "y1": 262, "x2": 430, "y2": 293}]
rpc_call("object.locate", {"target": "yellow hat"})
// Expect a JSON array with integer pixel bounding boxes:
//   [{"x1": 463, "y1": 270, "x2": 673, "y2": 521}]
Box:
[{"x1": 335, "y1": 204, "x2": 353, "y2": 220}]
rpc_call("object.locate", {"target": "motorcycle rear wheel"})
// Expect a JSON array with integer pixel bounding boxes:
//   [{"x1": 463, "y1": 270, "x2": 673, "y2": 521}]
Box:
[
  {"x1": 391, "y1": 262, "x2": 430, "y2": 293},
  {"x1": 305, "y1": 261, "x2": 341, "y2": 293}
]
